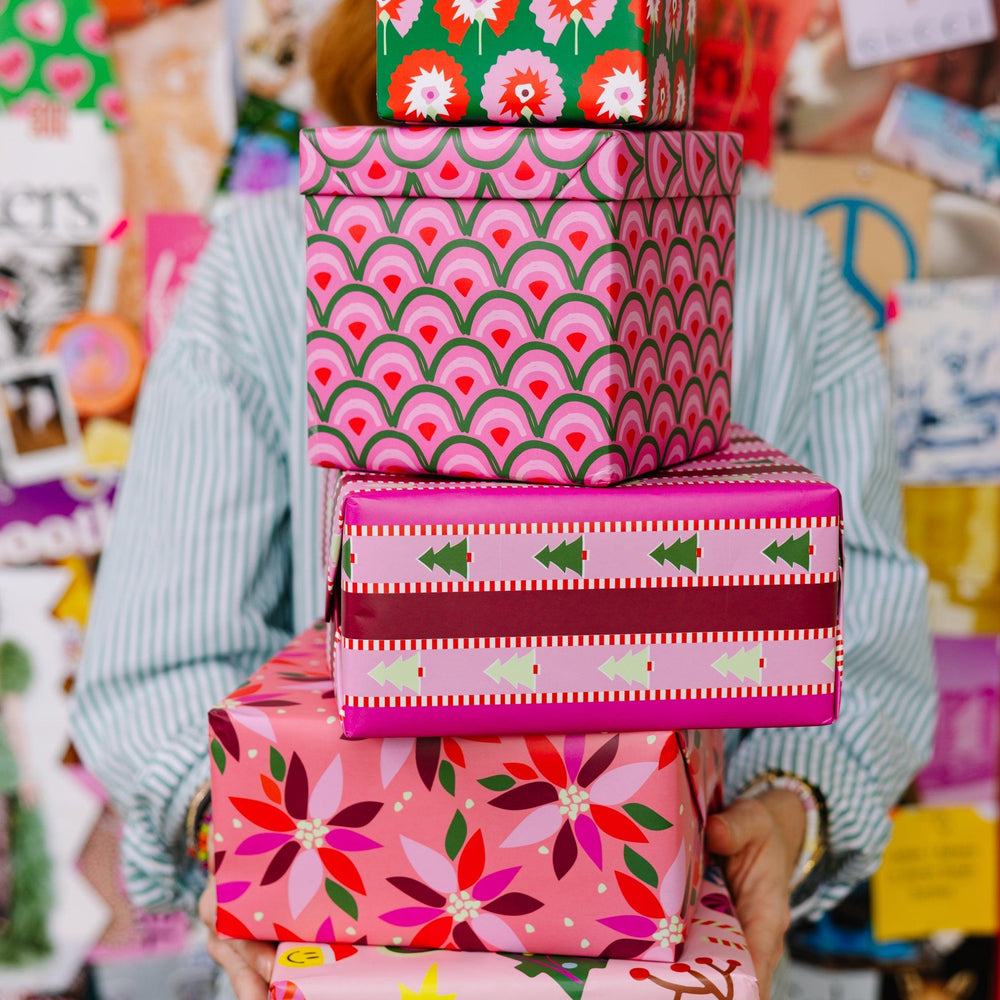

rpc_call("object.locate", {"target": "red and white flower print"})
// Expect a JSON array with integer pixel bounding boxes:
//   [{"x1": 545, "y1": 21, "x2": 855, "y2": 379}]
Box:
[
  {"x1": 627, "y1": 0, "x2": 659, "y2": 44},
  {"x1": 377, "y1": 0, "x2": 423, "y2": 53},
  {"x1": 577, "y1": 49, "x2": 647, "y2": 125},
  {"x1": 386, "y1": 49, "x2": 471, "y2": 121},
  {"x1": 666, "y1": 0, "x2": 682, "y2": 43},
  {"x1": 650, "y1": 53, "x2": 670, "y2": 124},
  {"x1": 435, "y1": 0, "x2": 518, "y2": 52},
  {"x1": 481, "y1": 49, "x2": 565, "y2": 123},
  {"x1": 685, "y1": 0, "x2": 695, "y2": 42},
  {"x1": 529, "y1": 0, "x2": 615, "y2": 53},
  {"x1": 673, "y1": 60, "x2": 687, "y2": 124}
]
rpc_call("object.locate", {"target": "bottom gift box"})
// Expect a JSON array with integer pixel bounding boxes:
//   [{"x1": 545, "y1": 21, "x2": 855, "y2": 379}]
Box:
[{"x1": 269, "y1": 866, "x2": 758, "y2": 1000}]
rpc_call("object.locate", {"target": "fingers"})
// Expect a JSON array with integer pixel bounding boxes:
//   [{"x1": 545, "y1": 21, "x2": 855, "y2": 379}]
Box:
[
  {"x1": 199, "y1": 880, "x2": 276, "y2": 1000},
  {"x1": 706, "y1": 797, "x2": 771, "y2": 856}
]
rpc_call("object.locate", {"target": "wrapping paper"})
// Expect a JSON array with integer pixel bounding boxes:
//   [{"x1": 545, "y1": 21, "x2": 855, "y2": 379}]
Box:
[
  {"x1": 327, "y1": 427, "x2": 843, "y2": 738},
  {"x1": 301, "y1": 124, "x2": 741, "y2": 486},
  {"x1": 210, "y1": 626, "x2": 723, "y2": 961},
  {"x1": 268, "y1": 866, "x2": 758, "y2": 999},
  {"x1": 374, "y1": 0, "x2": 696, "y2": 127}
]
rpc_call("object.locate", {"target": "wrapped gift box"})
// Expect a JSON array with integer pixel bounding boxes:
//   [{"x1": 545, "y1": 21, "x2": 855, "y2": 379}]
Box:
[
  {"x1": 327, "y1": 427, "x2": 843, "y2": 738},
  {"x1": 210, "y1": 626, "x2": 722, "y2": 961},
  {"x1": 375, "y1": 0, "x2": 696, "y2": 128},
  {"x1": 301, "y1": 124, "x2": 741, "y2": 486},
  {"x1": 269, "y1": 866, "x2": 758, "y2": 1000}
]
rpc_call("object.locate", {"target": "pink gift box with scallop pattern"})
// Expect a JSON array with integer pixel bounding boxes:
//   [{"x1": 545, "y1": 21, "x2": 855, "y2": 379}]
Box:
[
  {"x1": 301, "y1": 124, "x2": 741, "y2": 486},
  {"x1": 209, "y1": 625, "x2": 723, "y2": 961}
]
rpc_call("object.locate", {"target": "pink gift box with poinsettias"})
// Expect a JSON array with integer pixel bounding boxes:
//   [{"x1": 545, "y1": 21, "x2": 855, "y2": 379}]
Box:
[
  {"x1": 375, "y1": 0, "x2": 696, "y2": 128},
  {"x1": 268, "y1": 865, "x2": 759, "y2": 1000},
  {"x1": 209, "y1": 625, "x2": 723, "y2": 961},
  {"x1": 326, "y1": 428, "x2": 844, "y2": 738},
  {"x1": 301, "y1": 124, "x2": 741, "y2": 486}
]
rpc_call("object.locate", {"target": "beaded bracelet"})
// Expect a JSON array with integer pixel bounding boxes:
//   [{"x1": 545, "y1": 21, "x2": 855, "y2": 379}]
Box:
[{"x1": 184, "y1": 780, "x2": 213, "y2": 872}]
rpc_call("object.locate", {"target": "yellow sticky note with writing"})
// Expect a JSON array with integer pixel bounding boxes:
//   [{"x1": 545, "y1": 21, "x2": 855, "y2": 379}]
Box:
[{"x1": 872, "y1": 805, "x2": 997, "y2": 941}]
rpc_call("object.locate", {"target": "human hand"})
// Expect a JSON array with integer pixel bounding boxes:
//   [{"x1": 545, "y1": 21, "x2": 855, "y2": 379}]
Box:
[
  {"x1": 705, "y1": 789, "x2": 806, "y2": 1000},
  {"x1": 199, "y1": 872, "x2": 276, "y2": 1000}
]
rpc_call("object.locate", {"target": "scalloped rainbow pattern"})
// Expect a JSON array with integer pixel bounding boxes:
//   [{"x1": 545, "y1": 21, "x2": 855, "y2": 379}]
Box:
[{"x1": 304, "y1": 128, "x2": 738, "y2": 486}]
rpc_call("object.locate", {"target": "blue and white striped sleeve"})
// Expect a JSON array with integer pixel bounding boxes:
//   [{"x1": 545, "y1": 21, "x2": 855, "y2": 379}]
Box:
[
  {"x1": 71, "y1": 209, "x2": 298, "y2": 914},
  {"x1": 725, "y1": 230, "x2": 937, "y2": 920}
]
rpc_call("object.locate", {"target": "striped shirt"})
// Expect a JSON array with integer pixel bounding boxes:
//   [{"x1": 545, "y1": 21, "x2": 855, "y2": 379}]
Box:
[{"x1": 71, "y1": 186, "x2": 935, "y2": 920}]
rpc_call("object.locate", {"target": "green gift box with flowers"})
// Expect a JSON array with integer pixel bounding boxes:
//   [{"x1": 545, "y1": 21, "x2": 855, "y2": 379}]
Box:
[{"x1": 375, "y1": 0, "x2": 695, "y2": 126}]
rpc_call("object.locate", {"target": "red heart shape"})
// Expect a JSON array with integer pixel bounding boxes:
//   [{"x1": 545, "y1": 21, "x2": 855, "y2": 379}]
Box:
[
  {"x1": 628, "y1": 230, "x2": 638, "y2": 249},
  {"x1": 384, "y1": 274, "x2": 401, "y2": 293},
  {"x1": 645, "y1": 278, "x2": 655, "y2": 296},
  {"x1": 515, "y1": 161, "x2": 535, "y2": 181},
  {"x1": 687, "y1": 412, "x2": 696, "y2": 429},
  {"x1": 440, "y1": 160, "x2": 459, "y2": 181},
  {"x1": 567, "y1": 332, "x2": 586, "y2": 353},
  {"x1": 673, "y1": 370, "x2": 684, "y2": 387},
  {"x1": 492, "y1": 329, "x2": 511, "y2": 348},
  {"x1": 455, "y1": 375, "x2": 474, "y2": 395},
  {"x1": 529, "y1": 280, "x2": 548, "y2": 301},
  {"x1": 454, "y1": 277, "x2": 473, "y2": 297},
  {"x1": 384, "y1": 371, "x2": 402, "y2": 390},
  {"x1": 616, "y1": 153, "x2": 629, "y2": 176},
  {"x1": 348, "y1": 417, "x2": 366, "y2": 435},
  {"x1": 606, "y1": 384, "x2": 620, "y2": 402},
  {"x1": 673, "y1": 274, "x2": 684, "y2": 292},
  {"x1": 315, "y1": 272, "x2": 332, "y2": 291},
  {"x1": 348, "y1": 224, "x2": 366, "y2": 244},
  {"x1": 348, "y1": 321, "x2": 366, "y2": 340},
  {"x1": 566, "y1": 432, "x2": 585, "y2": 453},
  {"x1": 607, "y1": 282, "x2": 622, "y2": 303},
  {"x1": 493, "y1": 229, "x2": 512, "y2": 248},
  {"x1": 315, "y1": 367, "x2": 331, "y2": 386},
  {"x1": 419, "y1": 325, "x2": 438, "y2": 343},
  {"x1": 491, "y1": 427, "x2": 510, "y2": 446},
  {"x1": 625, "y1": 428, "x2": 636, "y2": 447},
  {"x1": 643, "y1": 376, "x2": 653, "y2": 394},
  {"x1": 569, "y1": 231, "x2": 588, "y2": 251},
  {"x1": 368, "y1": 160, "x2": 386, "y2": 180},
  {"x1": 418, "y1": 422, "x2": 436, "y2": 441},
  {"x1": 691, "y1": 319, "x2": 700, "y2": 335},
  {"x1": 529, "y1": 380, "x2": 547, "y2": 400},
  {"x1": 419, "y1": 226, "x2": 437, "y2": 246}
]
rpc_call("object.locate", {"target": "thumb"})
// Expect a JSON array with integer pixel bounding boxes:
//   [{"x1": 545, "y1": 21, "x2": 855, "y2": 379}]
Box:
[{"x1": 706, "y1": 798, "x2": 769, "y2": 857}]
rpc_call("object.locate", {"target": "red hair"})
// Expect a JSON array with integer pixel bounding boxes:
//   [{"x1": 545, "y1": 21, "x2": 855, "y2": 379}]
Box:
[{"x1": 308, "y1": 0, "x2": 380, "y2": 126}]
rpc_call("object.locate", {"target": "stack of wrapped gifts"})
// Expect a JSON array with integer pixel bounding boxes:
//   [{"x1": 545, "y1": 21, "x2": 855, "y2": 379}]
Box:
[{"x1": 207, "y1": 2, "x2": 843, "y2": 997}]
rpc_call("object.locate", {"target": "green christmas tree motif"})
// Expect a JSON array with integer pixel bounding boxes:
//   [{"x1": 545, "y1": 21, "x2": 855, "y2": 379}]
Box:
[
  {"x1": 497, "y1": 953, "x2": 610, "y2": 1000},
  {"x1": 484, "y1": 652, "x2": 538, "y2": 691},
  {"x1": 534, "y1": 537, "x2": 585, "y2": 575},
  {"x1": 598, "y1": 648, "x2": 653, "y2": 687},
  {"x1": 711, "y1": 645, "x2": 764, "y2": 683},
  {"x1": 342, "y1": 537, "x2": 353, "y2": 580},
  {"x1": 368, "y1": 653, "x2": 422, "y2": 693},
  {"x1": 763, "y1": 531, "x2": 812, "y2": 569},
  {"x1": 649, "y1": 533, "x2": 700, "y2": 572},
  {"x1": 418, "y1": 539, "x2": 470, "y2": 578}
]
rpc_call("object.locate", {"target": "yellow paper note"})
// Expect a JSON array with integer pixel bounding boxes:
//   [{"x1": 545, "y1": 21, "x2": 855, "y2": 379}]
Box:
[{"x1": 872, "y1": 805, "x2": 997, "y2": 940}]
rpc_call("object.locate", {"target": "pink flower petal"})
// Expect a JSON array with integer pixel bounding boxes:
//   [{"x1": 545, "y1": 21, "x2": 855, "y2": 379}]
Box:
[
  {"x1": 471, "y1": 911, "x2": 525, "y2": 952},
  {"x1": 658, "y1": 850, "x2": 688, "y2": 914},
  {"x1": 325, "y1": 829, "x2": 382, "y2": 851},
  {"x1": 228, "y1": 705, "x2": 276, "y2": 744},
  {"x1": 499, "y1": 803, "x2": 562, "y2": 849},
  {"x1": 564, "y1": 734, "x2": 586, "y2": 784},
  {"x1": 597, "y1": 914, "x2": 656, "y2": 937},
  {"x1": 309, "y1": 756, "x2": 343, "y2": 818},
  {"x1": 589, "y1": 761, "x2": 657, "y2": 805},
  {"x1": 400, "y1": 836, "x2": 458, "y2": 894},
  {"x1": 287, "y1": 847, "x2": 323, "y2": 918},
  {"x1": 379, "y1": 905, "x2": 444, "y2": 927},
  {"x1": 235, "y1": 832, "x2": 292, "y2": 855},
  {"x1": 573, "y1": 811, "x2": 603, "y2": 869},
  {"x1": 381, "y1": 738, "x2": 414, "y2": 788},
  {"x1": 216, "y1": 881, "x2": 252, "y2": 904},
  {"x1": 472, "y1": 866, "x2": 520, "y2": 901}
]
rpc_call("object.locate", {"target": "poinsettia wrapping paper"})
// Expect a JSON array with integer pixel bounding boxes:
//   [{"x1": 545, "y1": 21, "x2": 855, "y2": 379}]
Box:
[
  {"x1": 209, "y1": 625, "x2": 723, "y2": 960},
  {"x1": 268, "y1": 866, "x2": 758, "y2": 999},
  {"x1": 326, "y1": 427, "x2": 843, "y2": 738},
  {"x1": 301, "y1": 125, "x2": 742, "y2": 486},
  {"x1": 375, "y1": 0, "x2": 696, "y2": 126}
]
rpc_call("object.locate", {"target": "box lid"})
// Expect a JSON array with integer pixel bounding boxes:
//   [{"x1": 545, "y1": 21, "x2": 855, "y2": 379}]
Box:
[{"x1": 300, "y1": 125, "x2": 742, "y2": 202}]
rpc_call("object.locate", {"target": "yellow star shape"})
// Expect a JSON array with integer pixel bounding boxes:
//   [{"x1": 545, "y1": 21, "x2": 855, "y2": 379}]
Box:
[{"x1": 399, "y1": 964, "x2": 457, "y2": 1000}]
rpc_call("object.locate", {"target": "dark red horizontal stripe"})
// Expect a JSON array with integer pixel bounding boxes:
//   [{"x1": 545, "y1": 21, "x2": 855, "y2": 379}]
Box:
[{"x1": 340, "y1": 582, "x2": 839, "y2": 640}]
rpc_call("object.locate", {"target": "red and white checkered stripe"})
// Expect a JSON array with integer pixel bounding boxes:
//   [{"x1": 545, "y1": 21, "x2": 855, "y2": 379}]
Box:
[
  {"x1": 338, "y1": 626, "x2": 838, "y2": 651},
  {"x1": 340, "y1": 682, "x2": 838, "y2": 709},
  {"x1": 343, "y1": 571, "x2": 840, "y2": 594},
  {"x1": 343, "y1": 516, "x2": 840, "y2": 537}
]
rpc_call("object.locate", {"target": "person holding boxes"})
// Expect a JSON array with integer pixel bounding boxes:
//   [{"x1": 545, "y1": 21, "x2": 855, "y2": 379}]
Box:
[{"x1": 71, "y1": 0, "x2": 935, "y2": 998}]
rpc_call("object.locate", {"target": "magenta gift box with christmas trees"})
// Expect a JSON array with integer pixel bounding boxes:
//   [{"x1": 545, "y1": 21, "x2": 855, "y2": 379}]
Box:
[
  {"x1": 325, "y1": 427, "x2": 843, "y2": 738},
  {"x1": 209, "y1": 625, "x2": 723, "y2": 961},
  {"x1": 301, "y1": 123, "x2": 742, "y2": 486}
]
